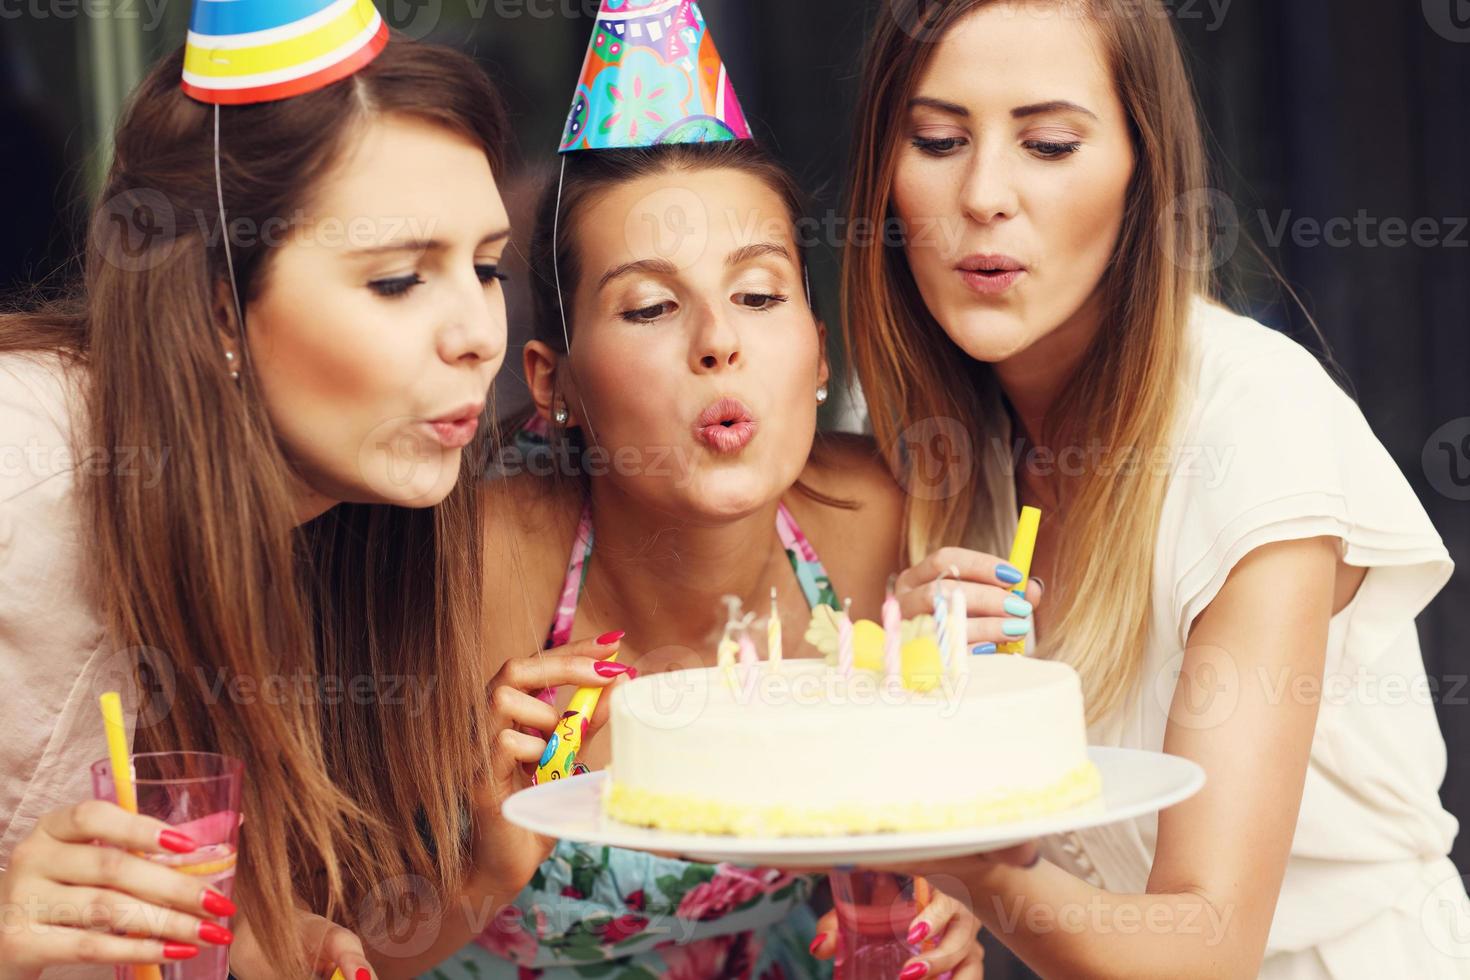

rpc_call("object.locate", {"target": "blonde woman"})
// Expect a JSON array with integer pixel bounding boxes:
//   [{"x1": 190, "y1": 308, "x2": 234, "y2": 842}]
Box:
[{"x1": 835, "y1": 2, "x2": 1466, "y2": 978}]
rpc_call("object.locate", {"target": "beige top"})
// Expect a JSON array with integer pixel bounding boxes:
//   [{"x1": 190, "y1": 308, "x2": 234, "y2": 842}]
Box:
[
  {"x1": 983, "y1": 302, "x2": 1467, "y2": 977},
  {"x1": 0, "y1": 353, "x2": 136, "y2": 980}
]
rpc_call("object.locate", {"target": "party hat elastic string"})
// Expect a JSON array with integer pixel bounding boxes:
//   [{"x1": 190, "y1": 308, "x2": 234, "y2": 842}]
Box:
[{"x1": 213, "y1": 105, "x2": 249, "y2": 373}]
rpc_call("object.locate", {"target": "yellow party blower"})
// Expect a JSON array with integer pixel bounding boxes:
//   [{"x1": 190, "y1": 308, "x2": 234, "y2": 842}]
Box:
[
  {"x1": 997, "y1": 506, "x2": 1041, "y2": 655},
  {"x1": 534, "y1": 653, "x2": 618, "y2": 784}
]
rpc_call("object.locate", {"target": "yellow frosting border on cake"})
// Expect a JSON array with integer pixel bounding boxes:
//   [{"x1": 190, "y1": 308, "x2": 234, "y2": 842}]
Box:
[{"x1": 604, "y1": 761, "x2": 1102, "y2": 837}]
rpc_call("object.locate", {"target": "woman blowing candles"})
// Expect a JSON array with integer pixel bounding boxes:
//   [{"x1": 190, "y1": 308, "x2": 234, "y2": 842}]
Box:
[
  {"x1": 439, "y1": 6, "x2": 1039, "y2": 975},
  {"x1": 836, "y1": 2, "x2": 1467, "y2": 978},
  {"x1": 0, "y1": 18, "x2": 626, "y2": 979}
]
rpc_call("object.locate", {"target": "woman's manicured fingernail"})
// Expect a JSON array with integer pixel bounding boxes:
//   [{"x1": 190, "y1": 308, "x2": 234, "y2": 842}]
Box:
[
  {"x1": 625, "y1": 668, "x2": 639, "y2": 680},
  {"x1": 163, "y1": 943, "x2": 200, "y2": 960},
  {"x1": 158, "y1": 829, "x2": 197, "y2": 854},
  {"x1": 357, "y1": 969, "x2": 372, "y2": 980},
  {"x1": 198, "y1": 921, "x2": 233, "y2": 945},
  {"x1": 596, "y1": 630, "x2": 625, "y2": 646},
  {"x1": 1003, "y1": 595, "x2": 1033, "y2": 617},
  {"x1": 1031, "y1": 577, "x2": 1045, "y2": 595},
  {"x1": 996, "y1": 563, "x2": 1023, "y2": 585},
  {"x1": 900, "y1": 961, "x2": 929, "y2": 980},
  {"x1": 201, "y1": 889, "x2": 236, "y2": 917},
  {"x1": 594, "y1": 662, "x2": 631, "y2": 678},
  {"x1": 906, "y1": 920, "x2": 930, "y2": 945},
  {"x1": 971, "y1": 643, "x2": 997, "y2": 655},
  {"x1": 1025, "y1": 850, "x2": 1042, "y2": 868},
  {"x1": 1003, "y1": 619, "x2": 1032, "y2": 637},
  {"x1": 808, "y1": 933, "x2": 827, "y2": 956}
]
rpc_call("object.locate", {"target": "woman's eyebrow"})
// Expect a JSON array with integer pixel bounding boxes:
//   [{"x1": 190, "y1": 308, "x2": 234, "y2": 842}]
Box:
[
  {"x1": 909, "y1": 95, "x2": 969, "y2": 117},
  {"x1": 1012, "y1": 99, "x2": 1098, "y2": 121},
  {"x1": 347, "y1": 227, "x2": 511, "y2": 257},
  {"x1": 727, "y1": 242, "x2": 793, "y2": 267},
  {"x1": 907, "y1": 96, "x2": 1099, "y2": 122},
  {"x1": 597, "y1": 256, "x2": 681, "y2": 290}
]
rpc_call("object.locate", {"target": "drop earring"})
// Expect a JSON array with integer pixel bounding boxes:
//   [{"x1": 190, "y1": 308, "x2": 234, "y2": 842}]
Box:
[
  {"x1": 225, "y1": 350, "x2": 239, "y2": 382},
  {"x1": 553, "y1": 403, "x2": 570, "y2": 425},
  {"x1": 816, "y1": 385, "x2": 829, "y2": 405}
]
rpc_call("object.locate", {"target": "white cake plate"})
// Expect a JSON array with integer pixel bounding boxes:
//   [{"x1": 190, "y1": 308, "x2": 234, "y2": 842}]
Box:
[{"x1": 503, "y1": 746, "x2": 1204, "y2": 867}]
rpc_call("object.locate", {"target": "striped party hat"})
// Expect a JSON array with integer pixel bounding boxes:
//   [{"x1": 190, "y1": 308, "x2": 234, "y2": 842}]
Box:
[
  {"x1": 182, "y1": 0, "x2": 389, "y2": 105},
  {"x1": 559, "y1": 0, "x2": 751, "y2": 153}
]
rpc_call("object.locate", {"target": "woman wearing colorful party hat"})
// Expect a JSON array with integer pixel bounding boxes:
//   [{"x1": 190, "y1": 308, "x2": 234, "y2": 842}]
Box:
[
  {"x1": 431, "y1": 2, "x2": 1038, "y2": 977},
  {"x1": 835, "y1": 2, "x2": 1468, "y2": 979},
  {"x1": 0, "y1": 5, "x2": 629, "y2": 978}
]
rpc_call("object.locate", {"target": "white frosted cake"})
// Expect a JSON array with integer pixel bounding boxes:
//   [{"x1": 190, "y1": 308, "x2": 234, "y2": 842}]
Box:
[{"x1": 603, "y1": 654, "x2": 1101, "y2": 837}]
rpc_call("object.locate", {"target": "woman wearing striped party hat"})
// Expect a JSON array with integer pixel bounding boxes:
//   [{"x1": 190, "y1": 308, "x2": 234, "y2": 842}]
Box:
[{"x1": 0, "y1": 7, "x2": 606, "y2": 979}]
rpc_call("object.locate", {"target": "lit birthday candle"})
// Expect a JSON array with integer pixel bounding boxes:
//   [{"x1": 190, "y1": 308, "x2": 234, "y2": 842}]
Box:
[
  {"x1": 838, "y1": 597, "x2": 854, "y2": 678},
  {"x1": 932, "y1": 580, "x2": 950, "y2": 669},
  {"x1": 950, "y1": 585, "x2": 969, "y2": 678},
  {"x1": 738, "y1": 625, "x2": 759, "y2": 696},
  {"x1": 717, "y1": 595, "x2": 742, "y2": 687},
  {"x1": 882, "y1": 577, "x2": 902, "y2": 689},
  {"x1": 768, "y1": 587, "x2": 783, "y2": 672}
]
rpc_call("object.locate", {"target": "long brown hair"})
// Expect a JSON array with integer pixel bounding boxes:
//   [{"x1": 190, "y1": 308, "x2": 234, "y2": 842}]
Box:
[
  {"x1": 846, "y1": 0, "x2": 1212, "y2": 723},
  {"x1": 0, "y1": 39, "x2": 510, "y2": 972}
]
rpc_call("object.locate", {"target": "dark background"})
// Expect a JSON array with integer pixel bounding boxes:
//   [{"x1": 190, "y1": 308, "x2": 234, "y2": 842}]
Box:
[{"x1": 3, "y1": 2, "x2": 1467, "y2": 975}]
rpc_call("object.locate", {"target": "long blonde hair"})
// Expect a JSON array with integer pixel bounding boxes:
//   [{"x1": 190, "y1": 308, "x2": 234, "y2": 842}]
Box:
[
  {"x1": 0, "y1": 40, "x2": 509, "y2": 973},
  {"x1": 845, "y1": 0, "x2": 1213, "y2": 723}
]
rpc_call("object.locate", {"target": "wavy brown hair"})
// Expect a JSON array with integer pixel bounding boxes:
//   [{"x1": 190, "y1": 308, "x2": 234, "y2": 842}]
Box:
[
  {"x1": 0, "y1": 38, "x2": 509, "y2": 973},
  {"x1": 846, "y1": 0, "x2": 1212, "y2": 723}
]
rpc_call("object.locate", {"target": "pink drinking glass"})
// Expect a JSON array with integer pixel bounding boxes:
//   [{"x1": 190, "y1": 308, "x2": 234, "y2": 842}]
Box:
[
  {"x1": 828, "y1": 870, "x2": 953, "y2": 980},
  {"x1": 91, "y1": 751, "x2": 244, "y2": 980}
]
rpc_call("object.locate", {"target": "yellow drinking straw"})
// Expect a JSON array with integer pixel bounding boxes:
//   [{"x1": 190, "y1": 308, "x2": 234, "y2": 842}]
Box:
[
  {"x1": 996, "y1": 506, "x2": 1042, "y2": 655},
  {"x1": 535, "y1": 653, "x2": 618, "y2": 784},
  {"x1": 99, "y1": 692, "x2": 164, "y2": 980}
]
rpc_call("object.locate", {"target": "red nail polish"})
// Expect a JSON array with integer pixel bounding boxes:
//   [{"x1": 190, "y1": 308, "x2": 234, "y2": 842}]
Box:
[
  {"x1": 356, "y1": 969, "x2": 372, "y2": 980},
  {"x1": 906, "y1": 920, "x2": 930, "y2": 945},
  {"x1": 900, "y1": 962, "x2": 929, "y2": 980},
  {"x1": 594, "y1": 662, "x2": 630, "y2": 678},
  {"x1": 626, "y1": 667, "x2": 639, "y2": 680},
  {"x1": 158, "y1": 829, "x2": 197, "y2": 854},
  {"x1": 808, "y1": 932, "x2": 827, "y2": 956},
  {"x1": 198, "y1": 921, "x2": 233, "y2": 945},
  {"x1": 201, "y1": 889, "x2": 236, "y2": 918},
  {"x1": 163, "y1": 943, "x2": 200, "y2": 960},
  {"x1": 596, "y1": 630, "x2": 625, "y2": 646}
]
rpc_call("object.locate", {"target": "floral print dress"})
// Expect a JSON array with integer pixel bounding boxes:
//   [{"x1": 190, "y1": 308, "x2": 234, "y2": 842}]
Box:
[{"x1": 429, "y1": 438, "x2": 839, "y2": 979}]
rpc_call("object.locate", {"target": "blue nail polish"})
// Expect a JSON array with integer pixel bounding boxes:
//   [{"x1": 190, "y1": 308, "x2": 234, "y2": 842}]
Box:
[
  {"x1": 1002, "y1": 619, "x2": 1032, "y2": 638},
  {"x1": 1003, "y1": 596, "x2": 1033, "y2": 617},
  {"x1": 996, "y1": 564, "x2": 1023, "y2": 585},
  {"x1": 971, "y1": 643, "x2": 997, "y2": 656}
]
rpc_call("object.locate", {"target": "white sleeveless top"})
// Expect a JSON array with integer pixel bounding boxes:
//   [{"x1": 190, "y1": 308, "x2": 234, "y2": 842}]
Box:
[{"x1": 989, "y1": 301, "x2": 1467, "y2": 977}]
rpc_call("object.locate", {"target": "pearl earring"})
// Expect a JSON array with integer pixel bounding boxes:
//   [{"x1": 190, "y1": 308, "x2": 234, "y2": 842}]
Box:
[
  {"x1": 553, "y1": 404, "x2": 569, "y2": 425},
  {"x1": 224, "y1": 350, "x2": 239, "y2": 382},
  {"x1": 816, "y1": 385, "x2": 828, "y2": 405}
]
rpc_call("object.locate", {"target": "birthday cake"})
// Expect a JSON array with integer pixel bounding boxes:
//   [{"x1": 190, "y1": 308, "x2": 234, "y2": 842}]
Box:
[{"x1": 603, "y1": 602, "x2": 1102, "y2": 837}]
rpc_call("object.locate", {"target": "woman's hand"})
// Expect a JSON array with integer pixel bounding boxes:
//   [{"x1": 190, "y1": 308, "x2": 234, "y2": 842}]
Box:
[
  {"x1": 895, "y1": 548, "x2": 1043, "y2": 651},
  {"x1": 469, "y1": 633, "x2": 633, "y2": 898},
  {"x1": 810, "y1": 880, "x2": 992, "y2": 980},
  {"x1": 0, "y1": 801, "x2": 236, "y2": 980}
]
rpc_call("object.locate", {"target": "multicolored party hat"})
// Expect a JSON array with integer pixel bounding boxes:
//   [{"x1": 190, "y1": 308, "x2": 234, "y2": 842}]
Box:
[
  {"x1": 559, "y1": 0, "x2": 752, "y2": 153},
  {"x1": 181, "y1": 0, "x2": 389, "y2": 105}
]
